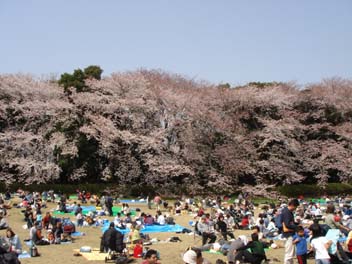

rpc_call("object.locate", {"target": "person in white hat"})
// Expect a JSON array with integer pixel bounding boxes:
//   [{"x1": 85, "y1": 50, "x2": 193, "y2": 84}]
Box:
[
  {"x1": 182, "y1": 248, "x2": 211, "y2": 264},
  {"x1": 182, "y1": 249, "x2": 198, "y2": 264}
]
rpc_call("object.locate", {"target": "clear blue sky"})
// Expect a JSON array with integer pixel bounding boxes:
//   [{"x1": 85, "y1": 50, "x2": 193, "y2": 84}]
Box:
[{"x1": 1, "y1": 0, "x2": 351, "y2": 86}]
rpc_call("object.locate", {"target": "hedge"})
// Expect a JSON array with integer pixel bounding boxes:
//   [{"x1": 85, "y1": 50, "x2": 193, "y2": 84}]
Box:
[{"x1": 277, "y1": 183, "x2": 352, "y2": 197}]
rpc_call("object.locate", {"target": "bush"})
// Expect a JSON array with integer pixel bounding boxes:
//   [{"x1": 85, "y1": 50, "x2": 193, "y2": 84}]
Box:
[
  {"x1": 277, "y1": 183, "x2": 352, "y2": 197},
  {"x1": 7, "y1": 183, "x2": 111, "y2": 195}
]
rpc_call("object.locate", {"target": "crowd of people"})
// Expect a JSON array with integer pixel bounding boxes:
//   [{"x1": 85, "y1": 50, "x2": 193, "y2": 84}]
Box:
[{"x1": 1, "y1": 189, "x2": 352, "y2": 263}]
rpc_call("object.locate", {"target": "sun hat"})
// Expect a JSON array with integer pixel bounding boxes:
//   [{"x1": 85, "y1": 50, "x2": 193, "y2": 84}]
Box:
[{"x1": 182, "y1": 249, "x2": 197, "y2": 264}]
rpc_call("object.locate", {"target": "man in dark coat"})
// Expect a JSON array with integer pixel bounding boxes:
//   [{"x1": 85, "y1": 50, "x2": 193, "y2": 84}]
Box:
[{"x1": 100, "y1": 222, "x2": 124, "y2": 253}]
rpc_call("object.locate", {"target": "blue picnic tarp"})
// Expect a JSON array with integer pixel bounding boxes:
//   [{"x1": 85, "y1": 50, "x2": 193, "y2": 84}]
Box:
[
  {"x1": 101, "y1": 222, "x2": 184, "y2": 234},
  {"x1": 119, "y1": 199, "x2": 146, "y2": 203},
  {"x1": 18, "y1": 252, "x2": 31, "y2": 259},
  {"x1": 141, "y1": 224, "x2": 184, "y2": 233}
]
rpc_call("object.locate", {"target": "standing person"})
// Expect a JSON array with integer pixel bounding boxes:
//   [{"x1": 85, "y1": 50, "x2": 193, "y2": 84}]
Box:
[
  {"x1": 282, "y1": 199, "x2": 300, "y2": 264},
  {"x1": 147, "y1": 196, "x2": 152, "y2": 210},
  {"x1": 100, "y1": 222, "x2": 124, "y2": 253},
  {"x1": 293, "y1": 226, "x2": 308, "y2": 264},
  {"x1": 154, "y1": 195, "x2": 162, "y2": 211},
  {"x1": 76, "y1": 211, "x2": 83, "y2": 227},
  {"x1": 105, "y1": 195, "x2": 113, "y2": 216},
  {"x1": 309, "y1": 223, "x2": 332, "y2": 264}
]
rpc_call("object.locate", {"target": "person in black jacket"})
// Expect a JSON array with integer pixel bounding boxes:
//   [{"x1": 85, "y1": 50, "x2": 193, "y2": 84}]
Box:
[
  {"x1": 216, "y1": 215, "x2": 235, "y2": 241},
  {"x1": 100, "y1": 222, "x2": 124, "y2": 253}
]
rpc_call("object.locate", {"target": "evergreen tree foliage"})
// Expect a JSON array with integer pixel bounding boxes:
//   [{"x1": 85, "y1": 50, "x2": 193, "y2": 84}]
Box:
[{"x1": 58, "y1": 65, "x2": 103, "y2": 92}]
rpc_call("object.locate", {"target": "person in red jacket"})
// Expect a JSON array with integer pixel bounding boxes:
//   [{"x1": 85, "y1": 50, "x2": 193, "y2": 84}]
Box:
[{"x1": 240, "y1": 215, "x2": 249, "y2": 230}]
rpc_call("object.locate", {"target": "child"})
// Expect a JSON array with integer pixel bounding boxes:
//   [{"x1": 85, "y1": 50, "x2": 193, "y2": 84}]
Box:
[
  {"x1": 293, "y1": 226, "x2": 308, "y2": 264},
  {"x1": 76, "y1": 211, "x2": 83, "y2": 227},
  {"x1": 309, "y1": 223, "x2": 332, "y2": 264}
]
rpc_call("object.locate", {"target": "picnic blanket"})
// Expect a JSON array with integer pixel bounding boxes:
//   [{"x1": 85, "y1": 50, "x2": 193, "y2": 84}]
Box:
[
  {"x1": 18, "y1": 252, "x2": 31, "y2": 259},
  {"x1": 119, "y1": 199, "x2": 146, "y2": 203},
  {"x1": 74, "y1": 249, "x2": 106, "y2": 261},
  {"x1": 72, "y1": 231, "x2": 85, "y2": 237},
  {"x1": 25, "y1": 240, "x2": 73, "y2": 246},
  {"x1": 141, "y1": 224, "x2": 184, "y2": 233},
  {"x1": 53, "y1": 206, "x2": 136, "y2": 216},
  {"x1": 101, "y1": 222, "x2": 185, "y2": 234}
]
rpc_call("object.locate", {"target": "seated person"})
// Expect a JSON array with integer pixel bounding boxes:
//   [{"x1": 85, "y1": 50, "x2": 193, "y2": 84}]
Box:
[
  {"x1": 113, "y1": 213, "x2": 125, "y2": 228},
  {"x1": 227, "y1": 235, "x2": 248, "y2": 264},
  {"x1": 144, "y1": 214, "x2": 155, "y2": 225},
  {"x1": 240, "y1": 215, "x2": 250, "y2": 230},
  {"x1": 85, "y1": 214, "x2": 95, "y2": 226},
  {"x1": 52, "y1": 222, "x2": 64, "y2": 243},
  {"x1": 165, "y1": 214, "x2": 175, "y2": 225},
  {"x1": 197, "y1": 215, "x2": 217, "y2": 246},
  {"x1": 264, "y1": 218, "x2": 279, "y2": 237},
  {"x1": 30, "y1": 221, "x2": 50, "y2": 245},
  {"x1": 156, "y1": 211, "x2": 166, "y2": 225},
  {"x1": 129, "y1": 224, "x2": 142, "y2": 244},
  {"x1": 41, "y1": 212, "x2": 52, "y2": 230},
  {"x1": 182, "y1": 247, "x2": 210, "y2": 264},
  {"x1": 0, "y1": 212, "x2": 9, "y2": 230},
  {"x1": 124, "y1": 213, "x2": 132, "y2": 224},
  {"x1": 232, "y1": 232, "x2": 267, "y2": 264},
  {"x1": 216, "y1": 215, "x2": 234, "y2": 241},
  {"x1": 47, "y1": 231, "x2": 55, "y2": 244},
  {"x1": 5, "y1": 228, "x2": 22, "y2": 255}
]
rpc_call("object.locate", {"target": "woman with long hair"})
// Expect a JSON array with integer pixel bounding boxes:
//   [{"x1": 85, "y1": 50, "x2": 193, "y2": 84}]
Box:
[{"x1": 5, "y1": 227, "x2": 22, "y2": 255}]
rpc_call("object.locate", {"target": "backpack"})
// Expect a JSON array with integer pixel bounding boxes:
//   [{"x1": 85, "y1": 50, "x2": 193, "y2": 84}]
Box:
[
  {"x1": 115, "y1": 256, "x2": 129, "y2": 264},
  {"x1": 62, "y1": 219, "x2": 75, "y2": 234}
]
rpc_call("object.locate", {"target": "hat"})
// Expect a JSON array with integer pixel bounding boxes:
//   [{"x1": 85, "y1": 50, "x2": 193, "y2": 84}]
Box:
[
  {"x1": 182, "y1": 250, "x2": 197, "y2": 264},
  {"x1": 238, "y1": 235, "x2": 248, "y2": 245},
  {"x1": 201, "y1": 215, "x2": 207, "y2": 219}
]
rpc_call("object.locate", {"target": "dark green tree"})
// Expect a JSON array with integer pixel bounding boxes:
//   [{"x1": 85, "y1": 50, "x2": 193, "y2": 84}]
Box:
[
  {"x1": 84, "y1": 65, "x2": 103, "y2": 80},
  {"x1": 58, "y1": 73, "x2": 75, "y2": 93},
  {"x1": 72, "y1": 69, "x2": 87, "y2": 92},
  {"x1": 58, "y1": 65, "x2": 103, "y2": 93}
]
